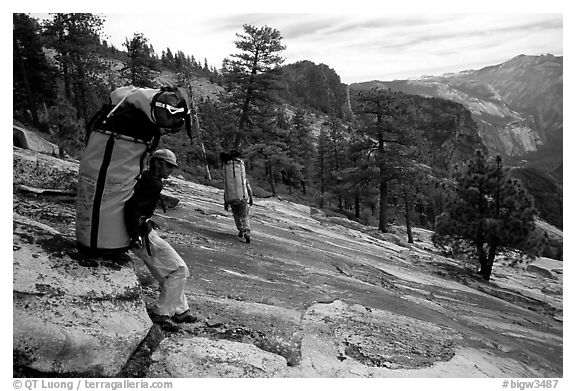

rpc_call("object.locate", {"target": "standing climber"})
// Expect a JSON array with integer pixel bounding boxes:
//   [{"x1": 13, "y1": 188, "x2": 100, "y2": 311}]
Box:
[
  {"x1": 124, "y1": 148, "x2": 197, "y2": 328},
  {"x1": 221, "y1": 150, "x2": 254, "y2": 243}
]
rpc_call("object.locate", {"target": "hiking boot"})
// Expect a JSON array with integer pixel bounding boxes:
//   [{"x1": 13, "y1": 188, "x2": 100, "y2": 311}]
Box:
[
  {"x1": 149, "y1": 312, "x2": 180, "y2": 332},
  {"x1": 238, "y1": 230, "x2": 244, "y2": 238},
  {"x1": 244, "y1": 233, "x2": 251, "y2": 243},
  {"x1": 172, "y1": 309, "x2": 198, "y2": 323}
]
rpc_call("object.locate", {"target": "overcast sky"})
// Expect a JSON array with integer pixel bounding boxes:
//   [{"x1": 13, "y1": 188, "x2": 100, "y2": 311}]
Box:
[
  {"x1": 95, "y1": 13, "x2": 562, "y2": 84},
  {"x1": 25, "y1": 0, "x2": 564, "y2": 84}
]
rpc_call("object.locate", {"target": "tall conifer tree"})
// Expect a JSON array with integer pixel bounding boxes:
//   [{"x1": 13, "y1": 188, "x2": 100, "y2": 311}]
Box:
[
  {"x1": 221, "y1": 24, "x2": 286, "y2": 149},
  {"x1": 351, "y1": 88, "x2": 418, "y2": 232},
  {"x1": 122, "y1": 33, "x2": 154, "y2": 87}
]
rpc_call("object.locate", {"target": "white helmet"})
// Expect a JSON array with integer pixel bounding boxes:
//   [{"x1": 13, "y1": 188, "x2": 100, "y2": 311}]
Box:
[{"x1": 151, "y1": 149, "x2": 178, "y2": 168}]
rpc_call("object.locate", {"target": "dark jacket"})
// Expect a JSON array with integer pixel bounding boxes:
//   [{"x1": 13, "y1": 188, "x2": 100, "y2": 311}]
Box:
[{"x1": 124, "y1": 170, "x2": 163, "y2": 240}]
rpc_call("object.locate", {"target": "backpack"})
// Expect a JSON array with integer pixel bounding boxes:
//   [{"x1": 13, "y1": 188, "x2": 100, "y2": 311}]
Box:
[
  {"x1": 76, "y1": 86, "x2": 191, "y2": 256},
  {"x1": 223, "y1": 158, "x2": 249, "y2": 204}
]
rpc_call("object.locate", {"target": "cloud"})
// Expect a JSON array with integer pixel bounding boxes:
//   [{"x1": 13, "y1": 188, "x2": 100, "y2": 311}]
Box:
[
  {"x1": 277, "y1": 13, "x2": 562, "y2": 82},
  {"x1": 32, "y1": 12, "x2": 561, "y2": 83}
]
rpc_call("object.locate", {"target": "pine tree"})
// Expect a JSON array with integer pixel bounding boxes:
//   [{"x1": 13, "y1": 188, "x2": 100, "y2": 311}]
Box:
[
  {"x1": 345, "y1": 133, "x2": 379, "y2": 219},
  {"x1": 316, "y1": 128, "x2": 331, "y2": 209},
  {"x1": 289, "y1": 109, "x2": 315, "y2": 195},
  {"x1": 244, "y1": 106, "x2": 293, "y2": 196},
  {"x1": 122, "y1": 33, "x2": 153, "y2": 87},
  {"x1": 324, "y1": 117, "x2": 350, "y2": 210},
  {"x1": 13, "y1": 13, "x2": 57, "y2": 128},
  {"x1": 351, "y1": 88, "x2": 419, "y2": 232},
  {"x1": 41, "y1": 13, "x2": 109, "y2": 156},
  {"x1": 434, "y1": 151, "x2": 537, "y2": 281},
  {"x1": 163, "y1": 48, "x2": 174, "y2": 69},
  {"x1": 221, "y1": 24, "x2": 286, "y2": 149},
  {"x1": 43, "y1": 14, "x2": 109, "y2": 118}
]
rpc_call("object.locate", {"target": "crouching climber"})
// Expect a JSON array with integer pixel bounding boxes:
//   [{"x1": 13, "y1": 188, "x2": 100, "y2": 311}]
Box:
[{"x1": 124, "y1": 149, "x2": 197, "y2": 329}]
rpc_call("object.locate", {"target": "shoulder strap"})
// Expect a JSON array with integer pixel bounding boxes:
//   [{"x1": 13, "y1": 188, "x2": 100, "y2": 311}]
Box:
[
  {"x1": 86, "y1": 89, "x2": 138, "y2": 144},
  {"x1": 106, "y1": 94, "x2": 131, "y2": 118},
  {"x1": 85, "y1": 104, "x2": 110, "y2": 145}
]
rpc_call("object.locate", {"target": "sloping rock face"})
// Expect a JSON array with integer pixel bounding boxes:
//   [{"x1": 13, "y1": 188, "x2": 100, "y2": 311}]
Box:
[
  {"x1": 291, "y1": 300, "x2": 458, "y2": 376},
  {"x1": 145, "y1": 300, "x2": 458, "y2": 378},
  {"x1": 13, "y1": 214, "x2": 152, "y2": 376},
  {"x1": 13, "y1": 125, "x2": 60, "y2": 156},
  {"x1": 13, "y1": 147, "x2": 152, "y2": 377},
  {"x1": 136, "y1": 177, "x2": 562, "y2": 378},
  {"x1": 13, "y1": 144, "x2": 563, "y2": 378},
  {"x1": 13, "y1": 147, "x2": 77, "y2": 192},
  {"x1": 148, "y1": 337, "x2": 288, "y2": 377}
]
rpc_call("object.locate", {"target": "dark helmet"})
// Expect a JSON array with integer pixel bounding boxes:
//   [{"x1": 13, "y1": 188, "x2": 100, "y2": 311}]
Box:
[
  {"x1": 220, "y1": 149, "x2": 243, "y2": 163},
  {"x1": 151, "y1": 149, "x2": 178, "y2": 167},
  {"x1": 229, "y1": 149, "x2": 242, "y2": 159}
]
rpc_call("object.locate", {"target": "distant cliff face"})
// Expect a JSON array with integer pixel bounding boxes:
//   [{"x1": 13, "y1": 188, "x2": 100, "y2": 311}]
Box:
[
  {"x1": 278, "y1": 60, "x2": 349, "y2": 118},
  {"x1": 471, "y1": 55, "x2": 562, "y2": 147},
  {"x1": 351, "y1": 55, "x2": 563, "y2": 174},
  {"x1": 348, "y1": 86, "x2": 486, "y2": 173}
]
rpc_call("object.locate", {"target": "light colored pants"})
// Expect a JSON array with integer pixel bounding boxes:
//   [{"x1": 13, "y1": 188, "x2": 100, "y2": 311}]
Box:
[
  {"x1": 231, "y1": 201, "x2": 250, "y2": 233},
  {"x1": 132, "y1": 229, "x2": 190, "y2": 317}
]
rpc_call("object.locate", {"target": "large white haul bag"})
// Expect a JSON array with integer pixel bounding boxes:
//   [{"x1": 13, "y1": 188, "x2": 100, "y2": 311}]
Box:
[
  {"x1": 223, "y1": 159, "x2": 248, "y2": 203},
  {"x1": 76, "y1": 131, "x2": 149, "y2": 253}
]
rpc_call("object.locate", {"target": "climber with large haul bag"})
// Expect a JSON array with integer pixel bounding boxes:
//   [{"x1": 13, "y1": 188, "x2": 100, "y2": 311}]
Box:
[
  {"x1": 76, "y1": 85, "x2": 198, "y2": 328},
  {"x1": 221, "y1": 150, "x2": 254, "y2": 243},
  {"x1": 76, "y1": 85, "x2": 191, "y2": 255}
]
